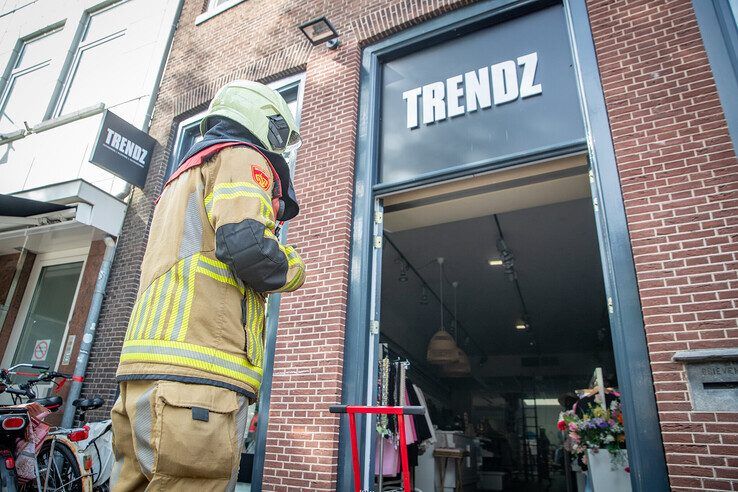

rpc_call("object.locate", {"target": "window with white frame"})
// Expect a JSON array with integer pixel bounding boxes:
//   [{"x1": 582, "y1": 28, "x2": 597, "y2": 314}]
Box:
[
  {"x1": 0, "y1": 29, "x2": 62, "y2": 133},
  {"x1": 166, "y1": 75, "x2": 304, "y2": 178},
  {"x1": 56, "y1": 0, "x2": 156, "y2": 120},
  {"x1": 196, "y1": 0, "x2": 246, "y2": 25}
]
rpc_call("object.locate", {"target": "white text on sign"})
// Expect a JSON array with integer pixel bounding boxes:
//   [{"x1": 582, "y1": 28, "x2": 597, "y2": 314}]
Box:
[{"x1": 402, "y1": 52, "x2": 543, "y2": 129}]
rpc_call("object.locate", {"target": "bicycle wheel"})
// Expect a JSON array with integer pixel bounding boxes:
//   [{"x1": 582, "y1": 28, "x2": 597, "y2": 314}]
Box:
[{"x1": 33, "y1": 441, "x2": 81, "y2": 492}]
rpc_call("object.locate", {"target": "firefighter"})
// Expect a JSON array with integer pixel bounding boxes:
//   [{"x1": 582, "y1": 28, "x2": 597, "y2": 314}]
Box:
[{"x1": 110, "y1": 80, "x2": 305, "y2": 491}]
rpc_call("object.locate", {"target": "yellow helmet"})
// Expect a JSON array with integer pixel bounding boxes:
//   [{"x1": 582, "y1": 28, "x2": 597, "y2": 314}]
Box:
[{"x1": 200, "y1": 80, "x2": 301, "y2": 154}]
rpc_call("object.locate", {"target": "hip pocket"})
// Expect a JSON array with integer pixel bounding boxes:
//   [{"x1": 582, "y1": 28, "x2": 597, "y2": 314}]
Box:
[{"x1": 153, "y1": 382, "x2": 239, "y2": 479}]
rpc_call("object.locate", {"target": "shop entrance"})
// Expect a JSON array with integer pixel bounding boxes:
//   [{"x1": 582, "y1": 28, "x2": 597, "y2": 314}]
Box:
[{"x1": 370, "y1": 156, "x2": 628, "y2": 491}]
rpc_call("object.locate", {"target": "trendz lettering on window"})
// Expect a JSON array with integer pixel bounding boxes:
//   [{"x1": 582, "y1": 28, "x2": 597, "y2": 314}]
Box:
[
  {"x1": 401, "y1": 51, "x2": 543, "y2": 129},
  {"x1": 104, "y1": 128, "x2": 148, "y2": 167}
]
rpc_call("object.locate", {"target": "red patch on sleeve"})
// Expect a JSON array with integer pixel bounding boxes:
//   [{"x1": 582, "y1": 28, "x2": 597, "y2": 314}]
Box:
[{"x1": 252, "y1": 166, "x2": 271, "y2": 191}]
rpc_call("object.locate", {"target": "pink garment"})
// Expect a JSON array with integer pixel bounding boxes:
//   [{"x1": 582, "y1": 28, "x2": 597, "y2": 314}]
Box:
[{"x1": 375, "y1": 436, "x2": 400, "y2": 476}]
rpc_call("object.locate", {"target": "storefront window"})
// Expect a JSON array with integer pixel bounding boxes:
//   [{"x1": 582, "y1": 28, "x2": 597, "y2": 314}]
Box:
[
  {"x1": 10, "y1": 262, "x2": 83, "y2": 372},
  {"x1": 0, "y1": 28, "x2": 62, "y2": 132}
]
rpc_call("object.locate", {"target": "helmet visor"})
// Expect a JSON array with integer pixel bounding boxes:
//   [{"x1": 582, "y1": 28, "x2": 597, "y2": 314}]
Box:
[{"x1": 284, "y1": 131, "x2": 302, "y2": 153}]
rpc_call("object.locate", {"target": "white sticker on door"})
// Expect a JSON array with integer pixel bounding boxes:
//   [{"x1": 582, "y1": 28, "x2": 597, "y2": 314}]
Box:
[{"x1": 31, "y1": 339, "x2": 51, "y2": 362}]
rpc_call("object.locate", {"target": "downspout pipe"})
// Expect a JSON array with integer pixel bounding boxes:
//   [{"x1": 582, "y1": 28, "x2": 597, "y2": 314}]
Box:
[{"x1": 61, "y1": 236, "x2": 116, "y2": 428}]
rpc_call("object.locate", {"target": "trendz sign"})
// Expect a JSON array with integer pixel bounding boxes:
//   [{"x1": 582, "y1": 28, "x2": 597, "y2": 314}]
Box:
[
  {"x1": 90, "y1": 110, "x2": 156, "y2": 188},
  {"x1": 402, "y1": 52, "x2": 542, "y2": 128},
  {"x1": 379, "y1": 5, "x2": 585, "y2": 184}
]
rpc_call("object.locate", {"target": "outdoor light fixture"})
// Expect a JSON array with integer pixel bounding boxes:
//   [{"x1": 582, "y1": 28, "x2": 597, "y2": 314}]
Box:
[
  {"x1": 515, "y1": 320, "x2": 530, "y2": 331},
  {"x1": 488, "y1": 258, "x2": 503, "y2": 266},
  {"x1": 299, "y1": 16, "x2": 340, "y2": 49}
]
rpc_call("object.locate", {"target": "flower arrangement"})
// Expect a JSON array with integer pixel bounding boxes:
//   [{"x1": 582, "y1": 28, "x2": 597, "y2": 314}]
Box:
[{"x1": 557, "y1": 397, "x2": 627, "y2": 468}]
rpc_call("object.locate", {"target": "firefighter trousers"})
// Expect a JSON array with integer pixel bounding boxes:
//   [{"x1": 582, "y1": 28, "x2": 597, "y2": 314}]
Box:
[{"x1": 110, "y1": 380, "x2": 250, "y2": 492}]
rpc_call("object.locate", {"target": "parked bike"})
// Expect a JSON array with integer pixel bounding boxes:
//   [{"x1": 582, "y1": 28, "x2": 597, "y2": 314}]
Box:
[{"x1": 0, "y1": 364, "x2": 111, "y2": 492}]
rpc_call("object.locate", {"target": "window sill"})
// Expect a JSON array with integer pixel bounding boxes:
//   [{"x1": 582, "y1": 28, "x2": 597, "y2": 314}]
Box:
[{"x1": 195, "y1": 0, "x2": 246, "y2": 26}]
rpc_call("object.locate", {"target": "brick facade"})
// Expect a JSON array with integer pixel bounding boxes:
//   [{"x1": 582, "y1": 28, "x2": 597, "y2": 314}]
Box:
[
  {"x1": 587, "y1": 1, "x2": 738, "y2": 490},
  {"x1": 84, "y1": 0, "x2": 738, "y2": 490}
]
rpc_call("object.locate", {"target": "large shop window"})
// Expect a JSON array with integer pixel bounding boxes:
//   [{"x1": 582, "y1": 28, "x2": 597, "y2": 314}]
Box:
[
  {"x1": 0, "y1": 28, "x2": 62, "y2": 133},
  {"x1": 56, "y1": 0, "x2": 157, "y2": 121},
  {"x1": 373, "y1": 156, "x2": 629, "y2": 492}
]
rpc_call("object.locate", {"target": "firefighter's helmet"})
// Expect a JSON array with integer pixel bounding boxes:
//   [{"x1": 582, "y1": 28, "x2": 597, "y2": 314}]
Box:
[{"x1": 201, "y1": 80, "x2": 301, "y2": 154}]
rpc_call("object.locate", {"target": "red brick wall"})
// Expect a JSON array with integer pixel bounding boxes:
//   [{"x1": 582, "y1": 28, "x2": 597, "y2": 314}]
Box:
[{"x1": 586, "y1": 0, "x2": 738, "y2": 490}]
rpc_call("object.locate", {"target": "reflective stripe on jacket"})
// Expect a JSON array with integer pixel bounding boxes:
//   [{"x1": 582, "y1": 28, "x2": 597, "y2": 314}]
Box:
[{"x1": 116, "y1": 145, "x2": 306, "y2": 397}]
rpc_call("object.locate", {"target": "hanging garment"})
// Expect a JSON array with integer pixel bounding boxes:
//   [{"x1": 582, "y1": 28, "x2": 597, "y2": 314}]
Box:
[
  {"x1": 375, "y1": 436, "x2": 400, "y2": 477},
  {"x1": 399, "y1": 364, "x2": 417, "y2": 445},
  {"x1": 406, "y1": 381, "x2": 432, "y2": 442},
  {"x1": 413, "y1": 384, "x2": 436, "y2": 444},
  {"x1": 403, "y1": 387, "x2": 418, "y2": 444}
]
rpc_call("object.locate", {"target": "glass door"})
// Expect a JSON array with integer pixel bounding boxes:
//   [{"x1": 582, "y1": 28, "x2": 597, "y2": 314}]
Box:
[{"x1": 10, "y1": 262, "x2": 83, "y2": 372}]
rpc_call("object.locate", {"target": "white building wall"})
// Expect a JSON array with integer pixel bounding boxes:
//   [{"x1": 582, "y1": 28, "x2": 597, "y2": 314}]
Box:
[{"x1": 0, "y1": 0, "x2": 182, "y2": 196}]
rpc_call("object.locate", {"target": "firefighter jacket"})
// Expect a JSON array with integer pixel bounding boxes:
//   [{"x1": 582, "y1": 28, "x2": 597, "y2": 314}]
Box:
[{"x1": 116, "y1": 143, "x2": 305, "y2": 399}]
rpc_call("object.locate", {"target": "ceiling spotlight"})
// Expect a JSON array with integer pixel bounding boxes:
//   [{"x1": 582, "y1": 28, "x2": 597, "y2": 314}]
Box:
[
  {"x1": 419, "y1": 286, "x2": 429, "y2": 305},
  {"x1": 488, "y1": 258, "x2": 503, "y2": 266},
  {"x1": 398, "y1": 262, "x2": 408, "y2": 282},
  {"x1": 299, "y1": 16, "x2": 340, "y2": 49}
]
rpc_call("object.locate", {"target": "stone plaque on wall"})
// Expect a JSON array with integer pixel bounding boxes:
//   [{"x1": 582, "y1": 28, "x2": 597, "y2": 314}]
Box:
[{"x1": 674, "y1": 349, "x2": 738, "y2": 412}]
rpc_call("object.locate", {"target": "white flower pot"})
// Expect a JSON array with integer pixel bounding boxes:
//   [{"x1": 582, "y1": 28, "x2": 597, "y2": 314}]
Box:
[{"x1": 586, "y1": 449, "x2": 632, "y2": 492}]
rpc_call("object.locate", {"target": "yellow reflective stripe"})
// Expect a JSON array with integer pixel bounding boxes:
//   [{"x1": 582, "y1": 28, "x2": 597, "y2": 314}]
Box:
[
  {"x1": 198, "y1": 255, "x2": 228, "y2": 270},
  {"x1": 196, "y1": 254, "x2": 245, "y2": 295},
  {"x1": 204, "y1": 182, "x2": 272, "y2": 221},
  {"x1": 120, "y1": 339, "x2": 262, "y2": 388},
  {"x1": 279, "y1": 245, "x2": 302, "y2": 267},
  {"x1": 283, "y1": 267, "x2": 305, "y2": 292},
  {"x1": 178, "y1": 258, "x2": 197, "y2": 341},
  {"x1": 126, "y1": 294, "x2": 145, "y2": 340},
  {"x1": 164, "y1": 261, "x2": 185, "y2": 341},
  {"x1": 132, "y1": 282, "x2": 154, "y2": 339},
  {"x1": 144, "y1": 276, "x2": 166, "y2": 338},
  {"x1": 140, "y1": 277, "x2": 161, "y2": 338},
  {"x1": 154, "y1": 269, "x2": 176, "y2": 339}
]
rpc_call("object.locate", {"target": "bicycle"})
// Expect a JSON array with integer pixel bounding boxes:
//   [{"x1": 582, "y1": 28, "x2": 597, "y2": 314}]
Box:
[{"x1": 0, "y1": 364, "x2": 106, "y2": 492}]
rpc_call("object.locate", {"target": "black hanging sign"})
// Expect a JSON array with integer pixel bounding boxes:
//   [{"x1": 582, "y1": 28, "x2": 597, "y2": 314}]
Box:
[{"x1": 89, "y1": 110, "x2": 156, "y2": 188}]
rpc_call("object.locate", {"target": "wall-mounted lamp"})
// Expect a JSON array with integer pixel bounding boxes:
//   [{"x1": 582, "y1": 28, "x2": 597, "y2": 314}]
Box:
[{"x1": 299, "y1": 16, "x2": 340, "y2": 49}]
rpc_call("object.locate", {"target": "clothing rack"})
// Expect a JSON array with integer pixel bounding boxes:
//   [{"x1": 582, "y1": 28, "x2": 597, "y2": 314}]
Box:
[{"x1": 380, "y1": 335, "x2": 450, "y2": 399}]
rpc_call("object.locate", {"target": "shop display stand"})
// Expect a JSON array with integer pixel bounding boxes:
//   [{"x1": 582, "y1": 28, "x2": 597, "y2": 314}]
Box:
[{"x1": 330, "y1": 405, "x2": 425, "y2": 492}]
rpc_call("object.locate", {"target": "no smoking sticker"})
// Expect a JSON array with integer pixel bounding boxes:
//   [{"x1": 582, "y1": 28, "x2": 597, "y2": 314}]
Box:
[{"x1": 31, "y1": 339, "x2": 51, "y2": 362}]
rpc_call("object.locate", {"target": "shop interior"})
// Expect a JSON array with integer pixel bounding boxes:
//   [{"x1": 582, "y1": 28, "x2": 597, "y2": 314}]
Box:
[{"x1": 374, "y1": 156, "x2": 624, "y2": 491}]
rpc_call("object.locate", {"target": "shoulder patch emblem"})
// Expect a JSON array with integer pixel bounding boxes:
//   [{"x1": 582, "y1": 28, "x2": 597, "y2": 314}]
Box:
[{"x1": 251, "y1": 166, "x2": 270, "y2": 191}]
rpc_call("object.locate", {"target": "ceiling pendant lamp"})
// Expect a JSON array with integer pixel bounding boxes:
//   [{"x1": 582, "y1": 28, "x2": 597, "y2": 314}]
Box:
[
  {"x1": 426, "y1": 258, "x2": 459, "y2": 365},
  {"x1": 442, "y1": 281, "x2": 471, "y2": 377}
]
